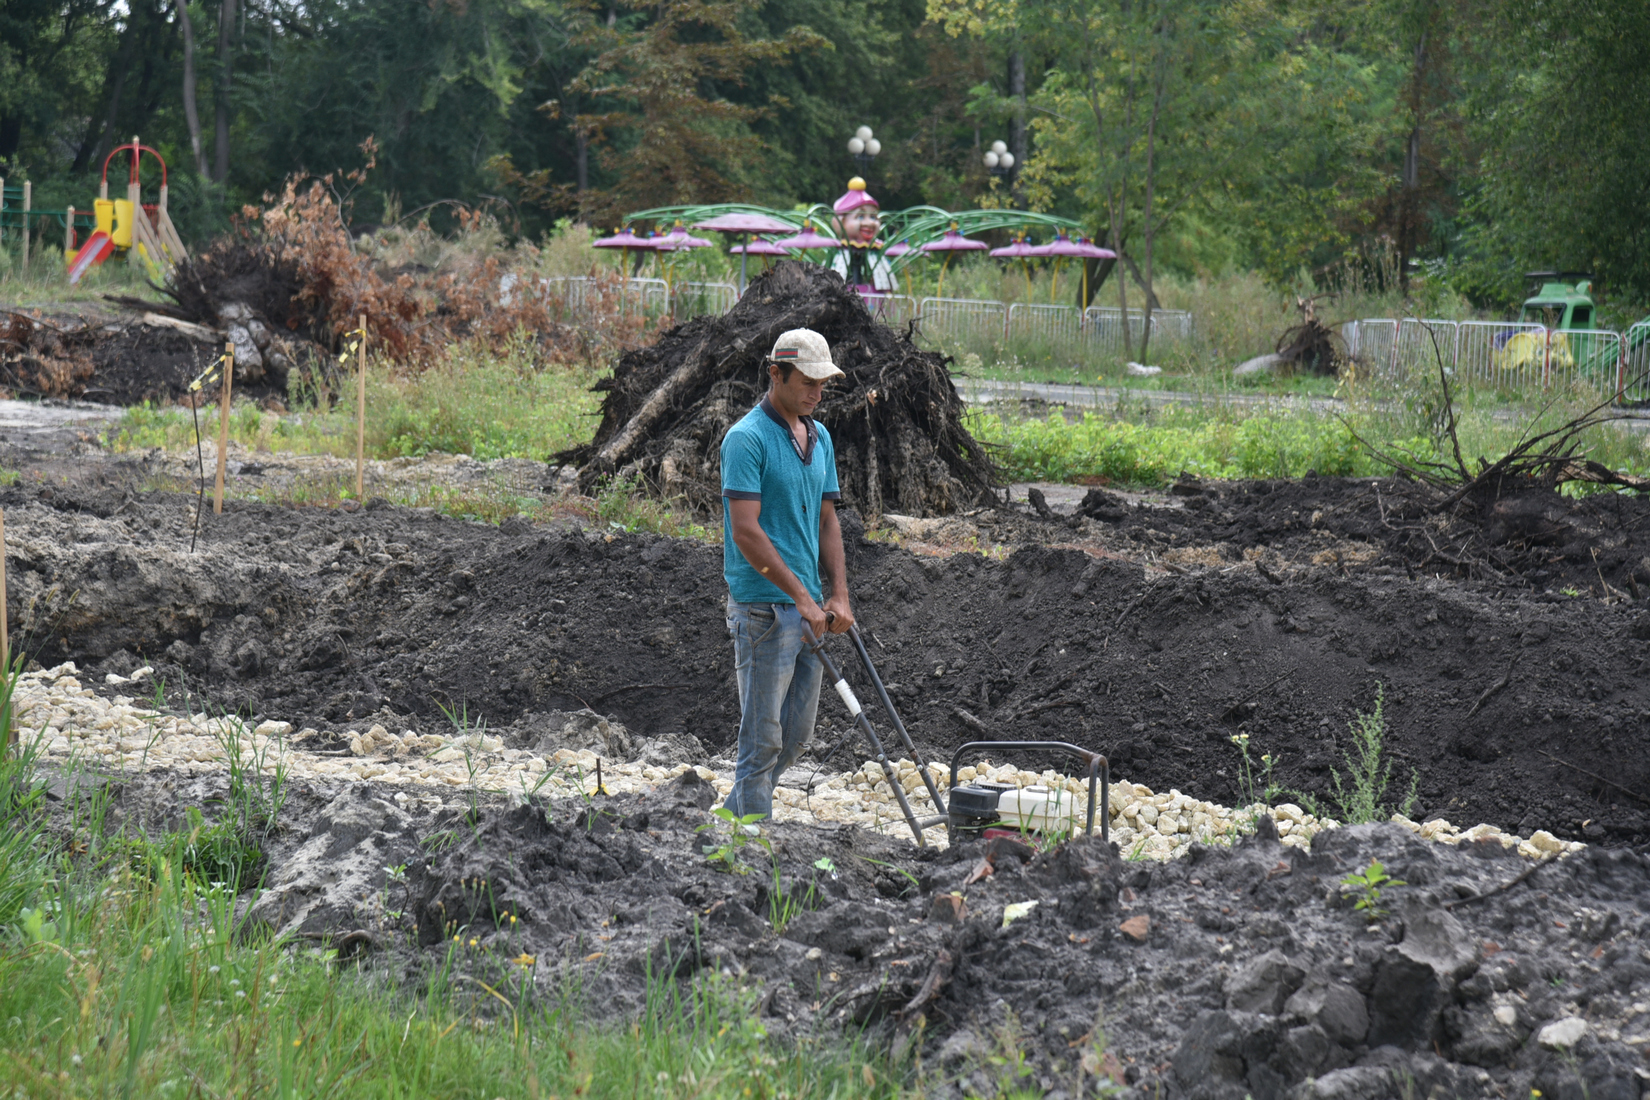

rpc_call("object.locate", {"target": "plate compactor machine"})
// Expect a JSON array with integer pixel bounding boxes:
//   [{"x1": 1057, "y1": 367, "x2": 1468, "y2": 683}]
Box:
[{"x1": 806, "y1": 621, "x2": 1110, "y2": 848}]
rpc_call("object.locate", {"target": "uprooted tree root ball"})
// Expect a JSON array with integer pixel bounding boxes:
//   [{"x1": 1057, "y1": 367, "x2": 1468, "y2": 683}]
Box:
[{"x1": 560, "y1": 261, "x2": 1000, "y2": 518}]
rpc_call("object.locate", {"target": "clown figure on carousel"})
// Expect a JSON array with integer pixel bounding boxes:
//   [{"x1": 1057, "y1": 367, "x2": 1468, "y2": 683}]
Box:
[{"x1": 829, "y1": 178, "x2": 898, "y2": 296}]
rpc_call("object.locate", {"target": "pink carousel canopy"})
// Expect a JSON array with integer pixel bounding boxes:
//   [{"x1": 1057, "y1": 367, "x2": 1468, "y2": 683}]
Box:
[{"x1": 922, "y1": 228, "x2": 989, "y2": 253}]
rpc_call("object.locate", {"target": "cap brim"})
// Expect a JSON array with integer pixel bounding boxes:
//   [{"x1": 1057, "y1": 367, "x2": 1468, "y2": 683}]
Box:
[{"x1": 794, "y1": 361, "x2": 846, "y2": 380}]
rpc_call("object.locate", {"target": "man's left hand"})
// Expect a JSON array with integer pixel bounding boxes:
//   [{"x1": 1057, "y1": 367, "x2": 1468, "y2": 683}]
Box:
[{"x1": 823, "y1": 594, "x2": 854, "y2": 634}]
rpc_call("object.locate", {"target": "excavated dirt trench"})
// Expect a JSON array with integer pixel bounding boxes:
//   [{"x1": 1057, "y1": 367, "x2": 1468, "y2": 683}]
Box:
[{"x1": 6, "y1": 473, "x2": 1648, "y2": 848}]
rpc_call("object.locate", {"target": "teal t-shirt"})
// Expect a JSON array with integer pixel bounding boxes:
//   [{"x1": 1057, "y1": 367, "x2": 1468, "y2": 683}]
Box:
[{"x1": 721, "y1": 396, "x2": 842, "y2": 604}]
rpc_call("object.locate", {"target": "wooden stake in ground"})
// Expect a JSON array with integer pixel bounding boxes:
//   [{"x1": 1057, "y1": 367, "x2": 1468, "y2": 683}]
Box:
[
  {"x1": 213, "y1": 341, "x2": 234, "y2": 515},
  {"x1": 356, "y1": 315, "x2": 367, "y2": 499},
  {"x1": 1, "y1": 508, "x2": 9, "y2": 748},
  {"x1": 21, "y1": 181, "x2": 30, "y2": 273}
]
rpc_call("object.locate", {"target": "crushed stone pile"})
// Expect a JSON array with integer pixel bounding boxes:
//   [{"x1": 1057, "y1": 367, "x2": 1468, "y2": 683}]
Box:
[
  {"x1": 26, "y1": 661, "x2": 1585, "y2": 862},
  {"x1": 559, "y1": 261, "x2": 998, "y2": 518}
]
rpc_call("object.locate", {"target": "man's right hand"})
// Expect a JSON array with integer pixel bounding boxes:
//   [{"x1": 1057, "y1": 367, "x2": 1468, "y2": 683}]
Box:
[{"x1": 797, "y1": 599, "x2": 829, "y2": 642}]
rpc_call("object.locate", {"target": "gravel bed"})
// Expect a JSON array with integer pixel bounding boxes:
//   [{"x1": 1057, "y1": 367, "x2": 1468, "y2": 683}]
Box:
[{"x1": 25, "y1": 662, "x2": 1583, "y2": 863}]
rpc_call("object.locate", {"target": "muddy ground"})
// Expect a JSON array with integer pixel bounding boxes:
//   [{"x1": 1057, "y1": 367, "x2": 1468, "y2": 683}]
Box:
[
  {"x1": 88, "y1": 766, "x2": 1650, "y2": 1100},
  {"x1": 3, "y1": 455, "x2": 1648, "y2": 848},
  {"x1": 6, "y1": 424, "x2": 1650, "y2": 1095}
]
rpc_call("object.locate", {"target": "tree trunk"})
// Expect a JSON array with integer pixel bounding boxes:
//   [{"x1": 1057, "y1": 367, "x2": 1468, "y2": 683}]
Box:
[
  {"x1": 213, "y1": 0, "x2": 237, "y2": 183},
  {"x1": 72, "y1": 21, "x2": 139, "y2": 172},
  {"x1": 573, "y1": 90, "x2": 589, "y2": 192},
  {"x1": 1009, "y1": 49, "x2": 1027, "y2": 207},
  {"x1": 1137, "y1": 44, "x2": 1168, "y2": 366},
  {"x1": 1119, "y1": 253, "x2": 1162, "y2": 312},
  {"x1": 178, "y1": 0, "x2": 205, "y2": 174},
  {"x1": 1398, "y1": 29, "x2": 1428, "y2": 295},
  {"x1": 1114, "y1": 220, "x2": 1131, "y2": 360}
]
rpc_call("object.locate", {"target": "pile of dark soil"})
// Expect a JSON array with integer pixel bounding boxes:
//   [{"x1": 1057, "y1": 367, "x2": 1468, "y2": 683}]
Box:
[
  {"x1": 560, "y1": 261, "x2": 998, "y2": 517},
  {"x1": 99, "y1": 770, "x2": 1650, "y2": 1100},
  {"x1": 1072, "y1": 473, "x2": 1650, "y2": 595},
  {"x1": 0, "y1": 310, "x2": 96, "y2": 398},
  {"x1": 0, "y1": 305, "x2": 305, "y2": 407},
  {"x1": 11, "y1": 480, "x2": 1649, "y2": 847}
]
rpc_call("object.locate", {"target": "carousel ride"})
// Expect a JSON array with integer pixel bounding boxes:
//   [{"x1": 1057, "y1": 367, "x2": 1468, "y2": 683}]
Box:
[{"x1": 604, "y1": 178, "x2": 1116, "y2": 307}]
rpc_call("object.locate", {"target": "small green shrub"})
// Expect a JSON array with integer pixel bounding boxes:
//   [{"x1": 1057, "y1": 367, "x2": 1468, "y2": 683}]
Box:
[
  {"x1": 178, "y1": 806, "x2": 266, "y2": 891},
  {"x1": 1326, "y1": 684, "x2": 1420, "y2": 825},
  {"x1": 697, "y1": 807, "x2": 770, "y2": 875},
  {"x1": 596, "y1": 473, "x2": 719, "y2": 541},
  {"x1": 968, "y1": 407, "x2": 1386, "y2": 486},
  {"x1": 1340, "y1": 858, "x2": 1405, "y2": 921}
]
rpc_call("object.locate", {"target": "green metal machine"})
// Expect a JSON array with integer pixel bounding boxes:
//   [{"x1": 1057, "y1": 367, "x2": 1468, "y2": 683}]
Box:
[
  {"x1": 1518, "y1": 273, "x2": 1599, "y2": 330},
  {"x1": 1513, "y1": 273, "x2": 1650, "y2": 395}
]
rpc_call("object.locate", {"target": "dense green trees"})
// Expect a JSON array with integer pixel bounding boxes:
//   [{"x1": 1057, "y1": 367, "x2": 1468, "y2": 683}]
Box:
[{"x1": 1, "y1": 0, "x2": 1646, "y2": 310}]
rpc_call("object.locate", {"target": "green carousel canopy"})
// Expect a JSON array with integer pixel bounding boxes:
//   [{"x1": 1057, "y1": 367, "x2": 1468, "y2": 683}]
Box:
[{"x1": 615, "y1": 202, "x2": 1086, "y2": 277}]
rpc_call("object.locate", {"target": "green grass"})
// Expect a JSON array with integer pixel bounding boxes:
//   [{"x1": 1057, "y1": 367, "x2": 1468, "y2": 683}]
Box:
[
  {"x1": 968, "y1": 396, "x2": 1650, "y2": 488},
  {"x1": 968, "y1": 406, "x2": 1390, "y2": 484},
  {"x1": 105, "y1": 334, "x2": 603, "y2": 463},
  {"x1": 0, "y1": 749, "x2": 903, "y2": 1098},
  {"x1": 136, "y1": 467, "x2": 720, "y2": 542},
  {"x1": 0, "y1": 243, "x2": 166, "y2": 306}
]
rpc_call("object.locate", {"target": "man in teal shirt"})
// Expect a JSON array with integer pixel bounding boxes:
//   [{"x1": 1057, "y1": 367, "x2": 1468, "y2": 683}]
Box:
[{"x1": 720, "y1": 328, "x2": 855, "y2": 818}]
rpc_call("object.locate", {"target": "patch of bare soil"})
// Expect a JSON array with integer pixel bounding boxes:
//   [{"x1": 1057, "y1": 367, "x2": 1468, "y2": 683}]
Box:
[
  {"x1": 1065, "y1": 473, "x2": 1650, "y2": 597},
  {"x1": 5, "y1": 476, "x2": 1647, "y2": 850}
]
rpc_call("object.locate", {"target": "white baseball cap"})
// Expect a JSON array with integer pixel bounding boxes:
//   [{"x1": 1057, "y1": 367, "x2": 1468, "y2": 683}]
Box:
[{"x1": 769, "y1": 328, "x2": 845, "y2": 380}]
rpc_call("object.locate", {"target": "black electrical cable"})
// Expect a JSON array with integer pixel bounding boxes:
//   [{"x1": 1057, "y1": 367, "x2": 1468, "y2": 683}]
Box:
[
  {"x1": 189, "y1": 386, "x2": 206, "y2": 554},
  {"x1": 186, "y1": 352, "x2": 224, "y2": 555}
]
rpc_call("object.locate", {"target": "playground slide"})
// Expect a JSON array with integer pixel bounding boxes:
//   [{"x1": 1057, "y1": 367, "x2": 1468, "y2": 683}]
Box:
[{"x1": 67, "y1": 231, "x2": 114, "y2": 285}]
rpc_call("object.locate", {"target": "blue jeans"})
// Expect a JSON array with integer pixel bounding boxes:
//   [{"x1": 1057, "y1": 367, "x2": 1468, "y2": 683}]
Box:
[{"x1": 723, "y1": 599, "x2": 824, "y2": 819}]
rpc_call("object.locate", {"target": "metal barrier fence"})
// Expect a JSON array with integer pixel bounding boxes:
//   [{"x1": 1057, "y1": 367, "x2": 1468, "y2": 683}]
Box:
[
  {"x1": 670, "y1": 281, "x2": 738, "y2": 320},
  {"x1": 535, "y1": 276, "x2": 669, "y2": 321},
  {"x1": 1624, "y1": 323, "x2": 1650, "y2": 404},
  {"x1": 862, "y1": 293, "x2": 918, "y2": 330},
  {"x1": 1008, "y1": 302, "x2": 1083, "y2": 345},
  {"x1": 1354, "y1": 317, "x2": 1630, "y2": 399},
  {"x1": 1561, "y1": 330, "x2": 1626, "y2": 395},
  {"x1": 1343, "y1": 318, "x2": 1398, "y2": 376},
  {"x1": 1393, "y1": 319, "x2": 1459, "y2": 380},
  {"x1": 917, "y1": 297, "x2": 1010, "y2": 344},
  {"x1": 1079, "y1": 307, "x2": 1190, "y2": 355},
  {"x1": 1150, "y1": 310, "x2": 1196, "y2": 340},
  {"x1": 1456, "y1": 321, "x2": 1544, "y2": 390}
]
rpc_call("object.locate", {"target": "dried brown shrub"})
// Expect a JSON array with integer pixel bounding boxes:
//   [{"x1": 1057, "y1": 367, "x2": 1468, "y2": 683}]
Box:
[{"x1": 240, "y1": 182, "x2": 658, "y2": 367}]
